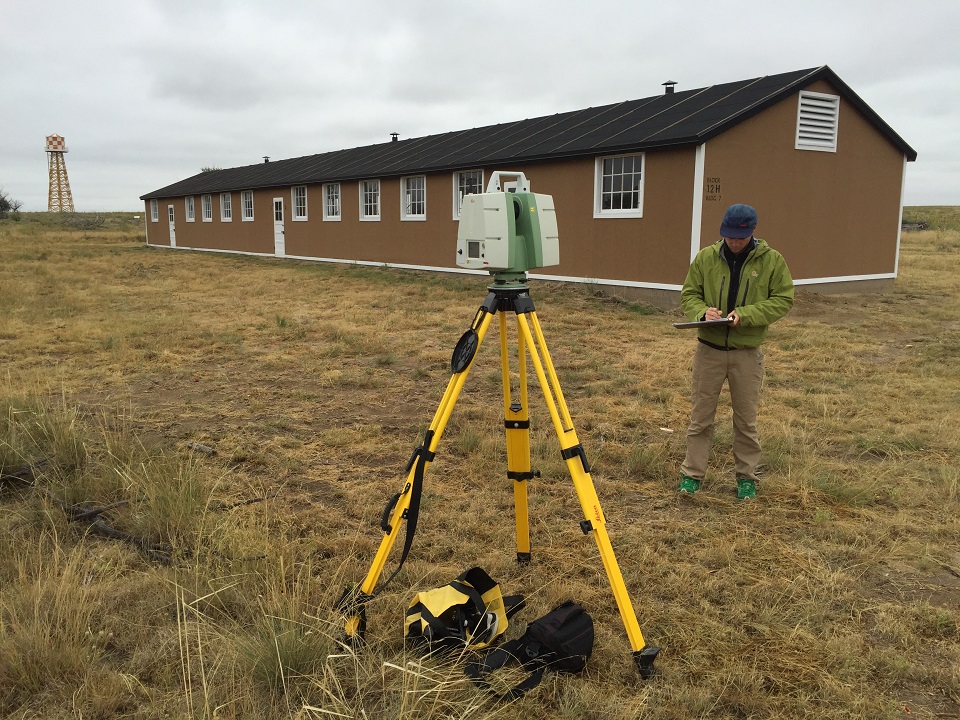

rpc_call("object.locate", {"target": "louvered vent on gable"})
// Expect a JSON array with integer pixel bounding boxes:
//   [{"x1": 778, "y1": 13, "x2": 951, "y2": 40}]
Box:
[{"x1": 796, "y1": 91, "x2": 840, "y2": 152}]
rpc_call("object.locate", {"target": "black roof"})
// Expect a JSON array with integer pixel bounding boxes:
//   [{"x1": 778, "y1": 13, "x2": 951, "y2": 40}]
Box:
[{"x1": 141, "y1": 65, "x2": 917, "y2": 200}]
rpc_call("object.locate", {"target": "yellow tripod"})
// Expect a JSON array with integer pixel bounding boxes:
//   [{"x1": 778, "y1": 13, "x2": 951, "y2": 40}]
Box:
[{"x1": 338, "y1": 282, "x2": 659, "y2": 678}]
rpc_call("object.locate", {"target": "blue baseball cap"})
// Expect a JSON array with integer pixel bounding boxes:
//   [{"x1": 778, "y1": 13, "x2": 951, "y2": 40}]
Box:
[{"x1": 720, "y1": 204, "x2": 758, "y2": 239}]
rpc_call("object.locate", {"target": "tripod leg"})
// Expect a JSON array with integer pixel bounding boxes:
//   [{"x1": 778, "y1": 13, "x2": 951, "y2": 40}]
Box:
[
  {"x1": 516, "y1": 310, "x2": 659, "y2": 677},
  {"x1": 341, "y1": 298, "x2": 498, "y2": 640},
  {"x1": 499, "y1": 312, "x2": 532, "y2": 563}
]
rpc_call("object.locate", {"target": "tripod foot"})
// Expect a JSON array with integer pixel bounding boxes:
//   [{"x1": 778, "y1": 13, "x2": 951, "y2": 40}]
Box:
[
  {"x1": 516, "y1": 552, "x2": 531, "y2": 565},
  {"x1": 633, "y1": 646, "x2": 660, "y2": 679},
  {"x1": 335, "y1": 585, "x2": 370, "y2": 645}
]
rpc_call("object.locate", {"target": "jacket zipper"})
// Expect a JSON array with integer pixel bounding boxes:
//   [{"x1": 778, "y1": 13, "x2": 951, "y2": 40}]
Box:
[
  {"x1": 719, "y1": 247, "x2": 758, "y2": 349},
  {"x1": 719, "y1": 274, "x2": 729, "y2": 348},
  {"x1": 728, "y1": 262, "x2": 753, "y2": 347}
]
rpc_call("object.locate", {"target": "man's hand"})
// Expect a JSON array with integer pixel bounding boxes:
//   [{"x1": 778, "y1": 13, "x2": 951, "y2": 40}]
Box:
[
  {"x1": 704, "y1": 307, "x2": 724, "y2": 321},
  {"x1": 727, "y1": 310, "x2": 741, "y2": 327}
]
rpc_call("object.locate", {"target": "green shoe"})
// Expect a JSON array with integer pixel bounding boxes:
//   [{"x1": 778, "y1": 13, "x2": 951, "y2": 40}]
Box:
[
  {"x1": 737, "y1": 478, "x2": 757, "y2": 500},
  {"x1": 678, "y1": 475, "x2": 701, "y2": 494}
]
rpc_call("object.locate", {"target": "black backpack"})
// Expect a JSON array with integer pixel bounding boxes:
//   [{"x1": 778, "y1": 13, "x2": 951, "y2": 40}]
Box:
[{"x1": 465, "y1": 600, "x2": 594, "y2": 701}]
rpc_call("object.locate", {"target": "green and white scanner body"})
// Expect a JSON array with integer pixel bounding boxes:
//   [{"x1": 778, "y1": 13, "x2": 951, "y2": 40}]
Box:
[{"x1": 456, "y1": 172, "x2": 560, "y2": 283}]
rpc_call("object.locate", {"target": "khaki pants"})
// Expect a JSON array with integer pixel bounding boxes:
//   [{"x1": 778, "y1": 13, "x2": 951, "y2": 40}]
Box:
[{"x1": 681, "y1": 342, "x2": 764, "y2": 483}]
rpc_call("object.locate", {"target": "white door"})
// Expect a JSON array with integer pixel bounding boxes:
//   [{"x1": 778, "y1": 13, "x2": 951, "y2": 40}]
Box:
[
  {"x1": 273, "y1": 198, "x2": 285, "y2": 257},
  {"x1": 167, "y1": 205, "x2": 176, "y2": 247}
]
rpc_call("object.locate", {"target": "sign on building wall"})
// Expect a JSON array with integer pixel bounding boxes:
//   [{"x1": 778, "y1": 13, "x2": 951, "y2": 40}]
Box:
[{"x1": 705, "y1": 177, "x2": 722, "y2": 203}]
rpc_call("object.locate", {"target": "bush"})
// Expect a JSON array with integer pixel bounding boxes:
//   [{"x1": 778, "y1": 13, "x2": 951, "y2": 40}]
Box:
[{"x1": 0, "y1": 188, "x2": 23, "y2": 220}]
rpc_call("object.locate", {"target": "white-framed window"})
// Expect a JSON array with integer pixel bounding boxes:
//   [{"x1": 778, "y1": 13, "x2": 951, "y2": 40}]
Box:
[
  {"x1": 185, "y1": 196, "x2": 195, "y2": 222},
  {"x1": 323, "y1": 183, "x2": 341, "y2": 221},
  {"x1": 796, "y1": 91, "x2": 840, "y2": 153},
  {"x1": 292, "y1": 185, "x2": 308, "y2": 220},
  {"x1": 360, "y1": 179, "x2": 380, "y2": 221},
  {"x1": 401, "y1": 175, "x2": 426, "y2": 221},
  {"x1": 150, "y1": 199, "x2": 158, "y2": 222},
  {"x1": 453, "y1": 170, "x2": 483, "y2": 219},
  {"x1": 201, "y1": 194, "x2": 212, "y2": 222},
  {"x1": 594, "y1": 154, "x2": 644, "y2": 218},
  {"x1": 242, "y1": 190, "x2": 254, "y2": 221},
  {"x1": 220, "y1": 192, "x2": 232, "y2": 222}
]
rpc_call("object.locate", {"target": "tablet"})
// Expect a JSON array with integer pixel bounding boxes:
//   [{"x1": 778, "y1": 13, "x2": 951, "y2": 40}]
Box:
[{"x1": 672, "y1": 318, "x2": 734, "y2": 329}]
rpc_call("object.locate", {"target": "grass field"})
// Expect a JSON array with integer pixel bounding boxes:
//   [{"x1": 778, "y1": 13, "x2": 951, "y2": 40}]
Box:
[{"x1": 1, "y1": 209, "x2": 958, "y2": 719}]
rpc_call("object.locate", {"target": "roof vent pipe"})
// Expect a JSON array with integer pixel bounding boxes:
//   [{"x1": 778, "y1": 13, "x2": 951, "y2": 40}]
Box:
[
  {"x1": 263, "y1": 156, "x2": 270, "y2": 163},
  {"x1": 663, "y1": 81, "x2": 677, "y2": 94},
  {"x1": 390, "y1": 132, "x2": 399, "y2": 142}
]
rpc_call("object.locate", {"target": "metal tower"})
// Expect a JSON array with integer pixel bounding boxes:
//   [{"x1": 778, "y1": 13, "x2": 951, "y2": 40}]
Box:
[{"x1": 46, "y1": 134, "x2": 75, "y2": 212}]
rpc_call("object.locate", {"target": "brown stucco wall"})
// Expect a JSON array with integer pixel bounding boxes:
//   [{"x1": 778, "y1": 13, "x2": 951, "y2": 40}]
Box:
[
  {"x1": 146, "y1": 192, "x2": 275, "y2": 254},
  {"x1": 279, "y1": 177, "x2": 459, "y2": 264},
  {"x1": 144, "y1": 200, "x2": 167, "y2": 246},
  {"x1": 511, "y1": 152, "x2": 697, "y2": 287},
  {"x1": 701, "y1": 79, "x2": 905, "y2": 280}
]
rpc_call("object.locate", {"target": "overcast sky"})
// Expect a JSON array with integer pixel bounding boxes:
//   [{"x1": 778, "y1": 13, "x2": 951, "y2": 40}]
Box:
[{"x1": 3, "y1": 0, "x2": 958, "y2": 211}]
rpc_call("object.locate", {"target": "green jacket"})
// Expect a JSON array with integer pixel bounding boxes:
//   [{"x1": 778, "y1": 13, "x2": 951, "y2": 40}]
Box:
[{"x1": 680, "y1": 238, "x2": 794, "y2": 349}]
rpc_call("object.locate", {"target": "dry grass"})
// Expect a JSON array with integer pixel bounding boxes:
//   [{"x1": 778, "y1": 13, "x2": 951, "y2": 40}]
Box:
[{"x1": 1, "y1": 210, "x2": 958, "y2": 719}]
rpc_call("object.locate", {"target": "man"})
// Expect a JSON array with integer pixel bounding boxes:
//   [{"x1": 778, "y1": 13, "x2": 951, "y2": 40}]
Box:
[{"x1": 678, "y1": 203, "x2": 794, "y2": 500}]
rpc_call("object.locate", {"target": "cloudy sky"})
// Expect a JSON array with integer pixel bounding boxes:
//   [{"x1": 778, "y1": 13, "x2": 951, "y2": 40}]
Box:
[{"x1": 3, "y1": 0, "x2": 958, "y2": 211}]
